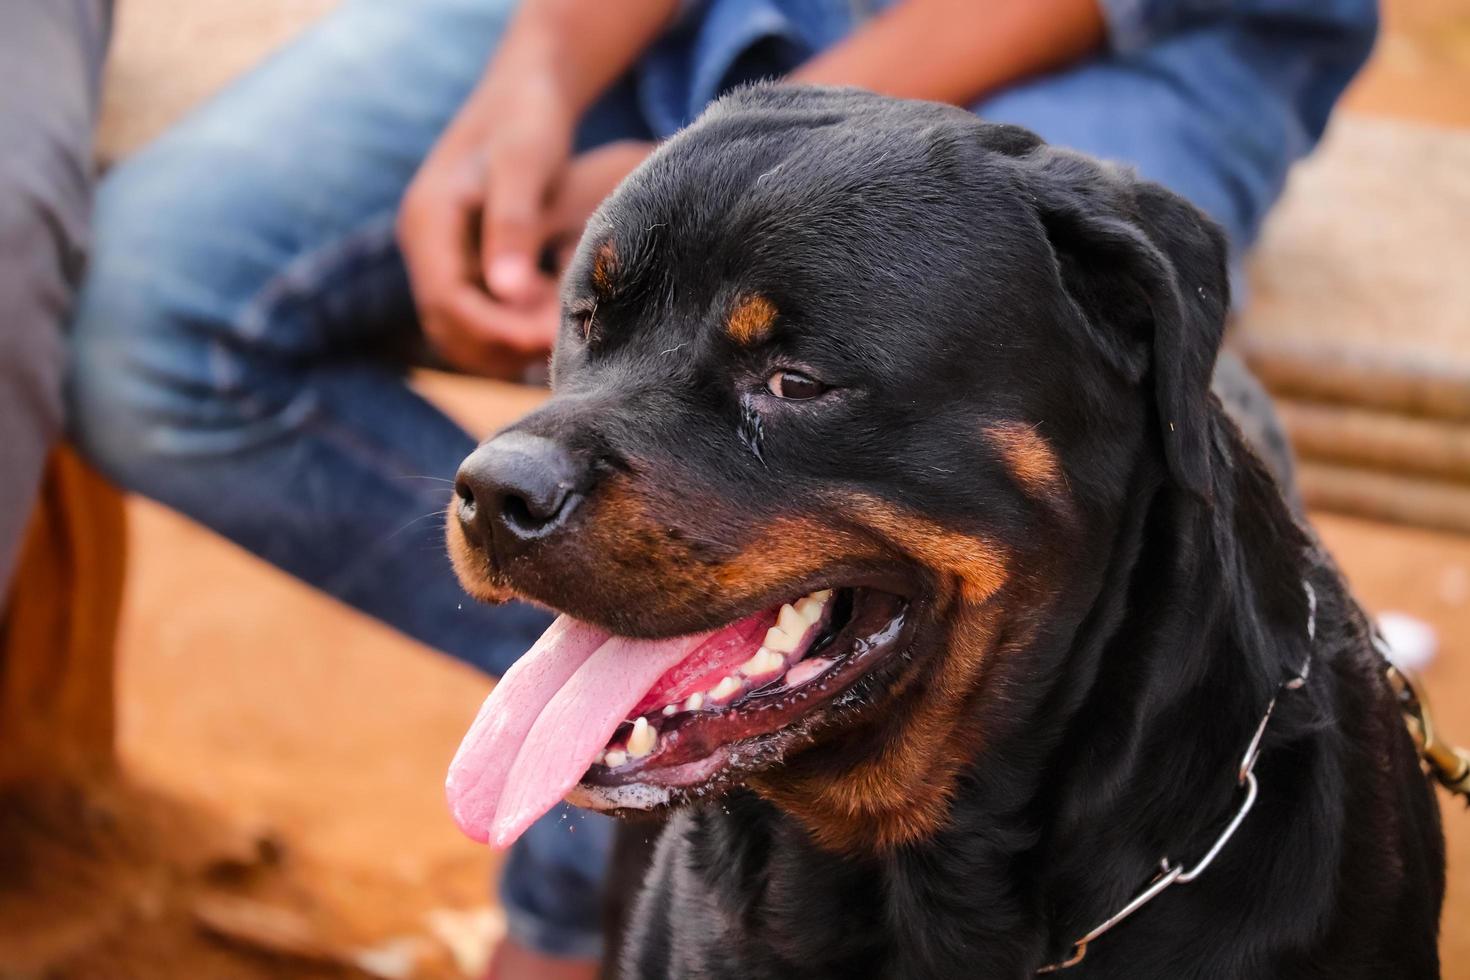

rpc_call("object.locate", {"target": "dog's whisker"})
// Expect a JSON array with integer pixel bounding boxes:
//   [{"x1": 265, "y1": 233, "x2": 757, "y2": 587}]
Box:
[{"x1": 386, "y1": 508, "x2": 454, "y2": 540}]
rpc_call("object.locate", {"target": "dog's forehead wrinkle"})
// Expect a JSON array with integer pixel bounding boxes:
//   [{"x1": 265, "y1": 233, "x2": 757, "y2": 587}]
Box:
[
  {"x1": 641, "y1": 113, "x2": 973, "y2": 242},
  {"x1": 612, "y1": 168, "x2": 1038, "y2": 355}
]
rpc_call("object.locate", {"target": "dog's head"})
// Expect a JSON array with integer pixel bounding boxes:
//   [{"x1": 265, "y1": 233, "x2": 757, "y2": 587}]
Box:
[{"x1": 445, "y1": 86, "x2": 1229, "y2": 852}]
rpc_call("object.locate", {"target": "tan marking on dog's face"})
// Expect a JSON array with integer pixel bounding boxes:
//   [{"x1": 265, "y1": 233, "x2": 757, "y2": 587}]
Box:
[
  {"x1": 743, "y1": 494, "x2": 1018, "y2": 851},
  {"x1": 756, "y1": 600, "x2": 1034, "y2": 853},
  {"x1": 591, "y1": 241, "x2": 618, "y2": 295},
  {"x1": 842, "y1": 495, "x2": 1009, "y2": 604},
  {"x1": 726, "y1": 294, "x2": 778, "y2": 345},
  {"x1": 985, "y1": 422, "x2": 1064, "y2": 498},
  {"x1": 539, "y1": 485, "x2": 1013, "y2": 852}
]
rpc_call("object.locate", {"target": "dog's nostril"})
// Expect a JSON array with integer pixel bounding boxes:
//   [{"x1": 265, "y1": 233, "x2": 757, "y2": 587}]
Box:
[
  {"x1": 501, "y1": 493, "x2": 539, "y2": 534},
  {"x1": 455, "y1": 478, "x2": 476, "y2": 512},
  {"x1": 498, "y1": 480, "x2": 575, "y2": 537}
]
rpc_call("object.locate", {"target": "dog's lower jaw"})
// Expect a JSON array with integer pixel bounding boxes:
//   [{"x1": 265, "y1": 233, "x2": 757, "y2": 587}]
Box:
[
  {"x1": 747, "y1": 700, "x2": 981, "y2": 854},
  {"x1": 753, "y1": 759, "x2": 965, "y2": 854},
  {"x1": 752, "y1": 600, "x2": 1016, "y2": 854}
]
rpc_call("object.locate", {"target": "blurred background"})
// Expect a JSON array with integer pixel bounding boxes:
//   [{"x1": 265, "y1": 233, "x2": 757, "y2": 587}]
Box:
[{"x1": 2, "y1": 0, "x2": 1467, "y2": 977}]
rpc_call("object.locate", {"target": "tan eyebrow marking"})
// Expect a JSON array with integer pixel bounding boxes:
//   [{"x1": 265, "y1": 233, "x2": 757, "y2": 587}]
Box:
[
  {"x1": 984, "y1": 422, "x2": 1065, "y2": 498},
  {"x1": 591, "y1": 240, "x2": 617, "y2": 295},
  {"x1": 726, "y1": 294, "x2": 778, "y2": 345}
]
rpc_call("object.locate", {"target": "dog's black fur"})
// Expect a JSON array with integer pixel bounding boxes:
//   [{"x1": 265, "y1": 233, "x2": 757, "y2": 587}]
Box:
[{"x1": 451, "y1": 86, "x2": 1444, "y2": 978}]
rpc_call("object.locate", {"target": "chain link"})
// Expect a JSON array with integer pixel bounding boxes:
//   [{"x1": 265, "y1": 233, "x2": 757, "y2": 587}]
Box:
[{"x1": 1037, "y1": 582, "x2": 1316, "y2": 974}]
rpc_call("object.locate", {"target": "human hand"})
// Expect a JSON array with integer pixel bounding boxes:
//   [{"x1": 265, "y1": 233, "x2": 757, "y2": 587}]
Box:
[{"x1": 398, "y1": 71, "x2": 573, "y2": 374}]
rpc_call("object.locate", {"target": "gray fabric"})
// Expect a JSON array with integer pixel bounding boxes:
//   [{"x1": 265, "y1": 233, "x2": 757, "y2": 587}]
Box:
[{"x1": 0, "y1": 0, "x2": 111, "y2": 590}]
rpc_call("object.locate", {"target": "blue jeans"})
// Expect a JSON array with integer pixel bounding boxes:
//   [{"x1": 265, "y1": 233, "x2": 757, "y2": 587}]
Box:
[{"x1": 67, "y1": 0, "x2": 1372, "y2": 959}]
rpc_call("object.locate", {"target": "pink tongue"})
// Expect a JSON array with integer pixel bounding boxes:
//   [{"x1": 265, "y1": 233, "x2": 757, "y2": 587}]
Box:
[
  {"x1": 444, "y1": 617, "x2": 610, "y2": 844},
  {"x1": 446, "y1": 615, "x2": 729, "y2": 849}
]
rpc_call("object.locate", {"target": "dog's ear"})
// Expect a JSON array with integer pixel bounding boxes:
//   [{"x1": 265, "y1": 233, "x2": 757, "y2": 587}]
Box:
[{"x1": 1019, "y1": 147, "x2": 1229, "y2": 501}]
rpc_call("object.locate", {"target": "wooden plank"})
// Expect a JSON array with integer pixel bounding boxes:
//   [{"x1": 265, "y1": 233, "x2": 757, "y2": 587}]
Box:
[
  {"x1": 1299, "y1": 461, "x2": 1470, "y2": 536},
  {"x1": 1239, "y1": 337, "x2": 1470, "y2": 423},
  {"x1": 1278, "y1": 398, "x2": 1470, "y2": 484}
]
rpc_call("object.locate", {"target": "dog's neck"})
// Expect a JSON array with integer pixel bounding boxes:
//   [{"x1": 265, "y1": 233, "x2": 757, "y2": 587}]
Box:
[
  {"x1": 667, "y1": 419, "x2": 1324, "y2": 978},
  {"x1": 867, "y1": 419, "x2": 1319, "y2": 975},
  {"x1": 1020, "y1": 419, "x2": 1317, "y2": 967}
]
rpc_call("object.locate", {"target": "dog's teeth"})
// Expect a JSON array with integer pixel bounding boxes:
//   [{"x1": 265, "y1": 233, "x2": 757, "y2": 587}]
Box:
[
  {"x1": 794, "y1": 597, "x2": 824, "y2": 624},
  {"x1": 662, "y1": 704, "x2": 678, "y2": 717},
  {"x1": 603, "y1": 749, "x2": 628, "y2": 768},
  {"x1": 709, "y1": 675, "x2": 743, "y2": 703},
  {"x1": 627, "y1": 717, "x2": 656, "y2": 758},
  {"x1": 776, "y1": 603, "x2": 808, "y2": 639},
  {"x1": 593, "y1": 751, "x2": 606, "y2": 766},
  {"x1": 684, "y1": 692, "x2": 705, "y2": 711},
  {"x1": 739, "y1": 648, "x2": 786, "y2": 681},
  {"x1": 763, "y1": 624, "x2": 800, "y2": 654},
  {"x1": 808, "y1": 588, "x2": 833, "y2": 604}
]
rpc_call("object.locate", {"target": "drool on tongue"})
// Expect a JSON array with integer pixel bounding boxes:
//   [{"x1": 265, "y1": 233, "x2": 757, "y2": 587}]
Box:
[{"x1": 445, "y1": 608, "x2": 775, "y2": 849}]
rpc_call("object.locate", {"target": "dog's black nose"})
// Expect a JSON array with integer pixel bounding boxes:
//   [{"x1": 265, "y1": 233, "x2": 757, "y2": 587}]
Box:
[{"x1": 455, "y1": 433, "x2": 583, "y2": 555}]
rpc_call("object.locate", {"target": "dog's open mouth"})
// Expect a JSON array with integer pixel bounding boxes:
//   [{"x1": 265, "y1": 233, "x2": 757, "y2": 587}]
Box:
[{"x1": 445, "y1": 586, "x2": 911, "y2": 848}]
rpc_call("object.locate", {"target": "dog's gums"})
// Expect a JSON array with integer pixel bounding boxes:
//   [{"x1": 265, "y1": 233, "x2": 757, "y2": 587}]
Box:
[
  {"x1": 576, "y1": 588, "x2": 910, "y2": 800},
  {"x1": 445, "y1": 586, "x2": 912, "y2": 848}
]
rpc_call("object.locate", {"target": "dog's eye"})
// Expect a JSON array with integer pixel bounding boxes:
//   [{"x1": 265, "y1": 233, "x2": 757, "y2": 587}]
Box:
[{"x1": 766, "y1": 370, "x2": 827, "y2": 400}]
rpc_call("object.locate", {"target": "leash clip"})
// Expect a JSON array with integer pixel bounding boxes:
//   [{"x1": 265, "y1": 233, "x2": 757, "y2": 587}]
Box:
[{"x1": 1382, "y1": 654, "x2": 1470, "y2": 800}]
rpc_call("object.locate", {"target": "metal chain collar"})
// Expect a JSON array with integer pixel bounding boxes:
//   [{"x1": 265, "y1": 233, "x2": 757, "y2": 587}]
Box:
[{"x1": 1036, "y1": 582, "x2": 1318, "y2": 974}]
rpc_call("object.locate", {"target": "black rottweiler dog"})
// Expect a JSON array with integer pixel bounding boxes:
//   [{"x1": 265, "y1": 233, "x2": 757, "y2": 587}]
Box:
[{"x1": 445, "y1": 86, "x2": 1444, "y2": 978}]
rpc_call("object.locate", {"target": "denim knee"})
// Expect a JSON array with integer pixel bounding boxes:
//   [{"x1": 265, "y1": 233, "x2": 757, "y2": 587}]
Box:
[
  {"x1": 68, "y1": 139, "x2": 277, "y2": 498},
  {"x1": 68, "y1": 117, "x2": 396, "y2": 492},
  {"x1": 69, "y1": 161, "x2": 182, "y2": 492}
]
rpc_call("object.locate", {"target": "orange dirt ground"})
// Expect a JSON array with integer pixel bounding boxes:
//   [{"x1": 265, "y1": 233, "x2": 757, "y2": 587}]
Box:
[{"x1": 8, "y1": 0, "x2": 1470, "y2": 974}]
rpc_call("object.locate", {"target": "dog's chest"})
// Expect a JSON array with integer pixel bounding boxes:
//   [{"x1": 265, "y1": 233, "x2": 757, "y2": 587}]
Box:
[
  {"x1": 623, "y1": 809, "x2": 1037, "y2": 980},
  {"x1": 620, "y1": 811, "x2": 879, "y2": 978}
]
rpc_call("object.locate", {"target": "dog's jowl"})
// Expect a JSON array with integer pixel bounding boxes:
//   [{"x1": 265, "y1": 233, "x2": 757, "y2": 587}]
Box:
[{"x1": 444, "y1": 86, "x2": 1445, "y2": 979}]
